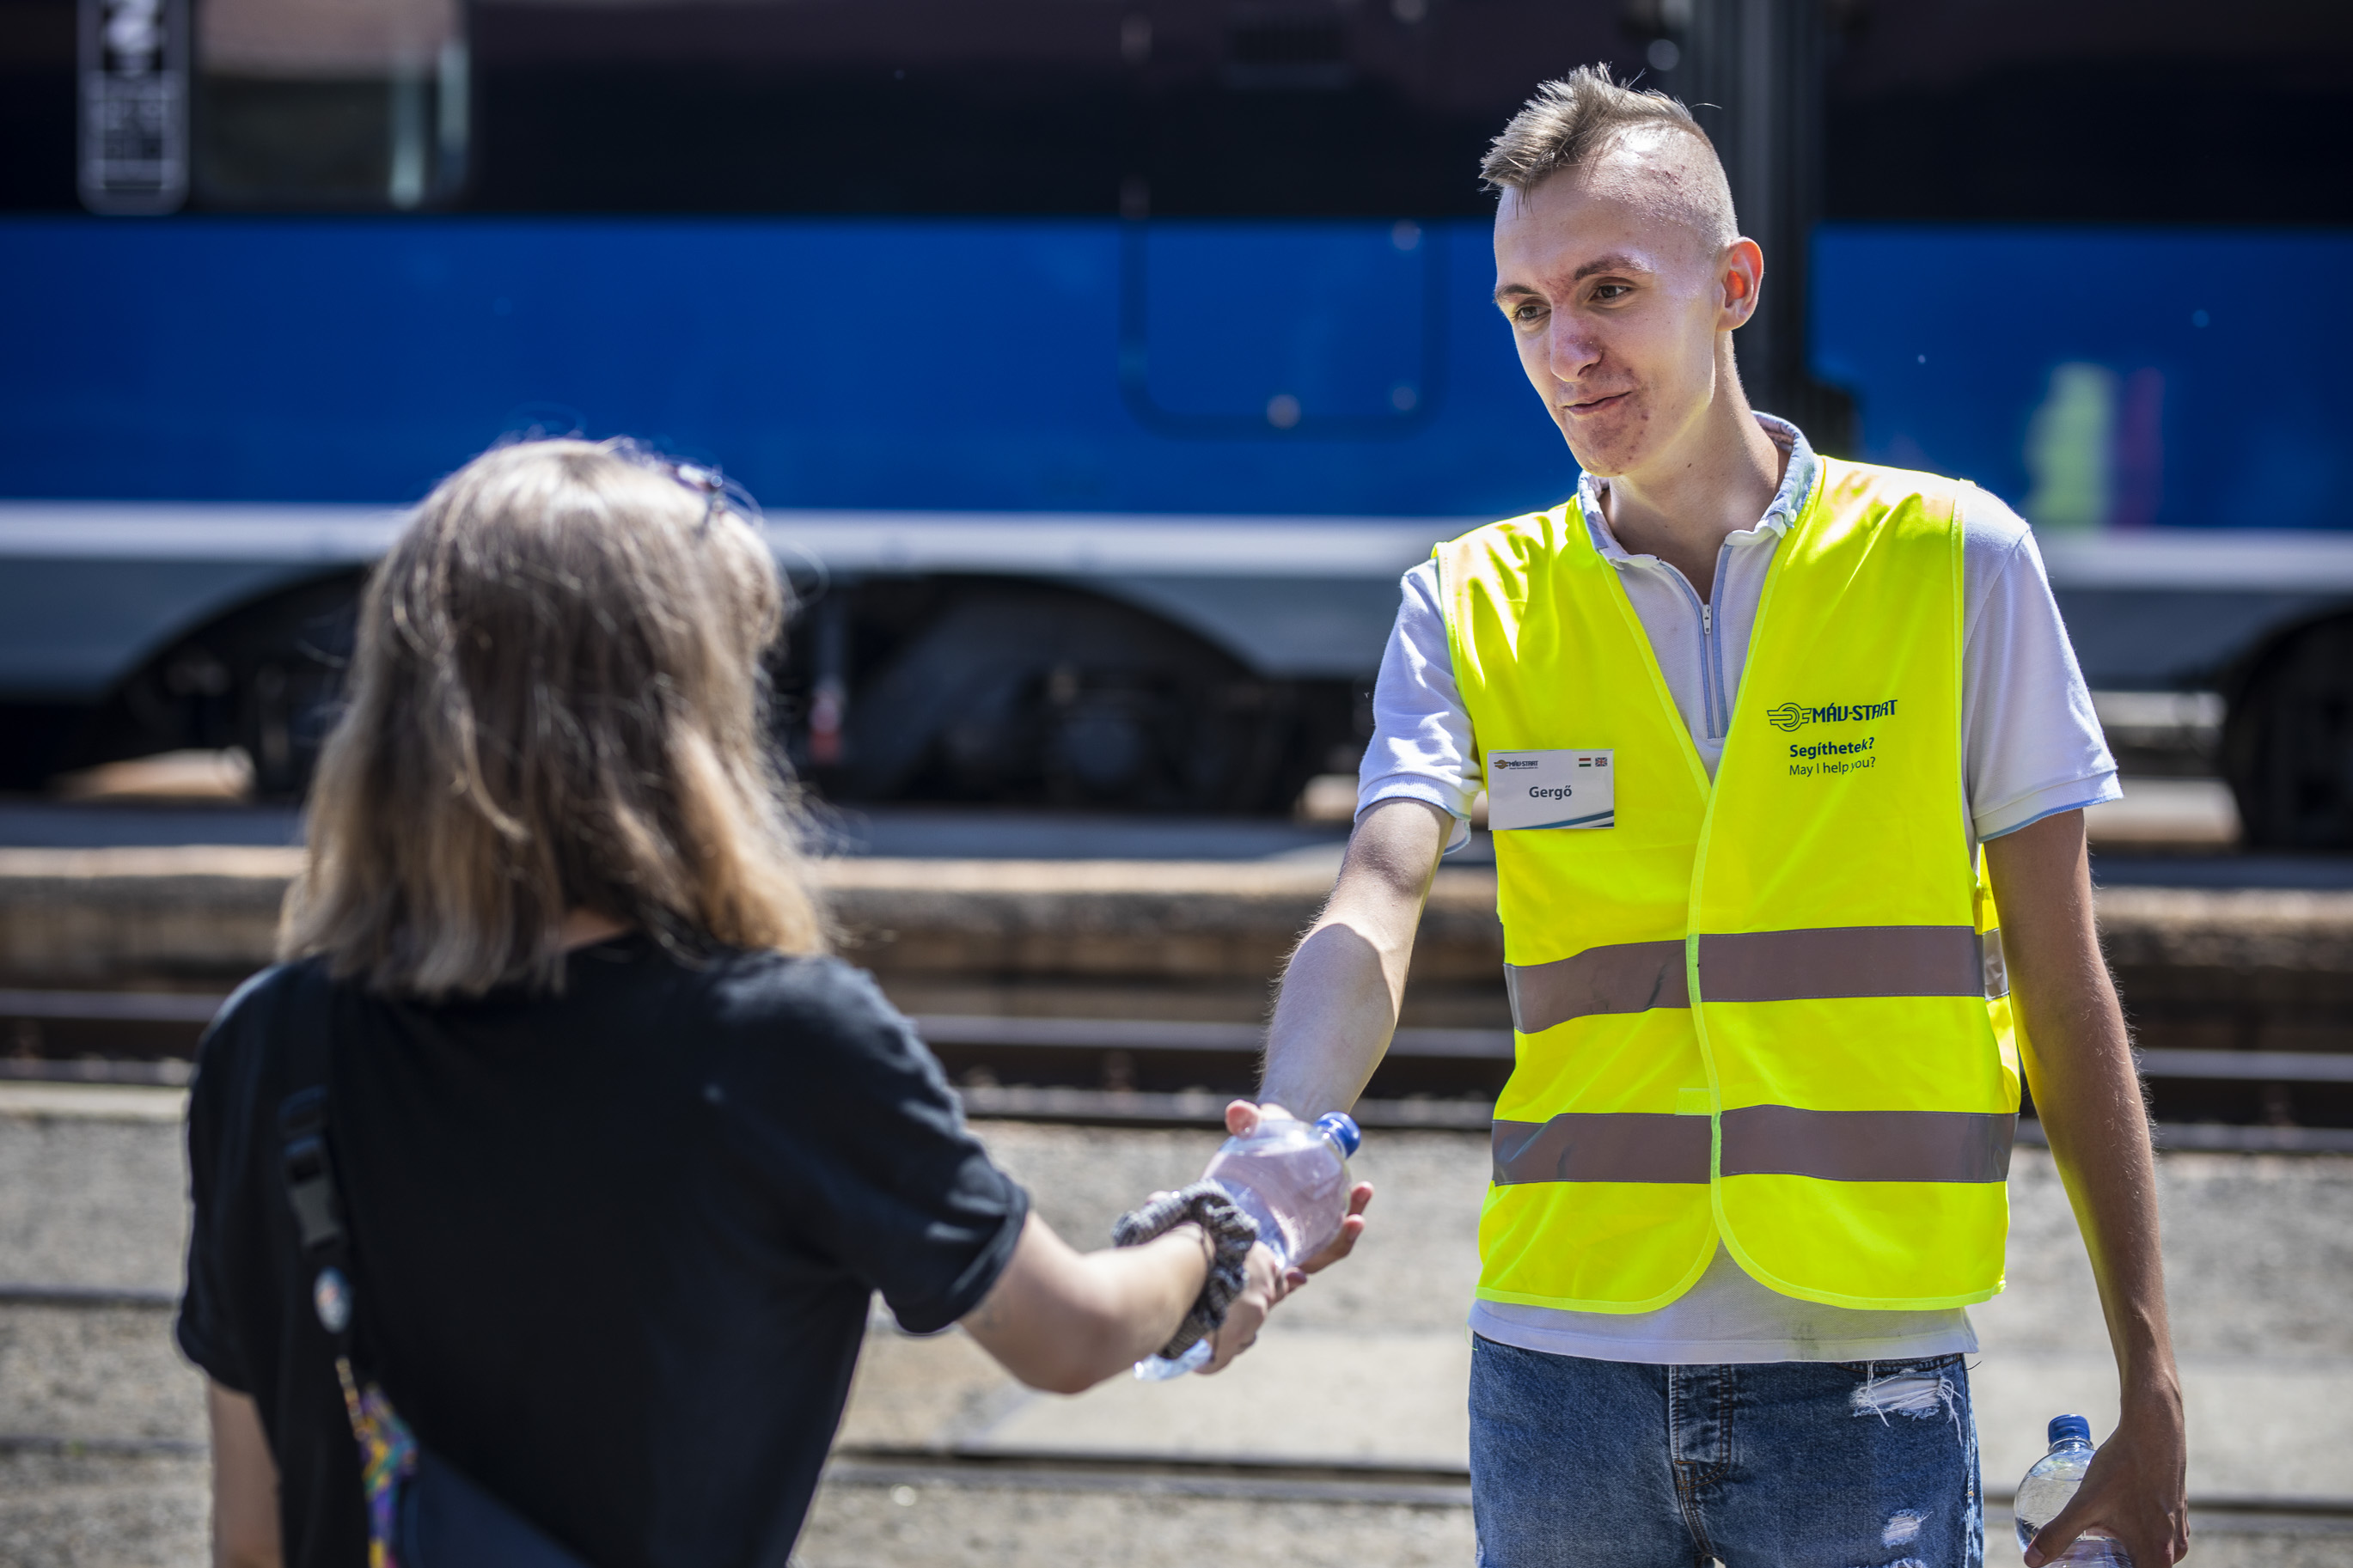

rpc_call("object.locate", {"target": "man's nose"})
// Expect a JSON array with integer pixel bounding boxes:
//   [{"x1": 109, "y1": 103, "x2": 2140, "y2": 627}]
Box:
[{"x1": 1547, "y1": 317, "x2": 1602, "y2": 387}]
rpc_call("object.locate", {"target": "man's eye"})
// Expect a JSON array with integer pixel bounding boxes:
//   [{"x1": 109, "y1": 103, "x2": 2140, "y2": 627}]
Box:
[
  {"x1": 1592, "y1": 284, "x2": 1631, "y2": 302},
  {"x1": 1513, "y1": 302, "x2": 1545, "y2": 324}
]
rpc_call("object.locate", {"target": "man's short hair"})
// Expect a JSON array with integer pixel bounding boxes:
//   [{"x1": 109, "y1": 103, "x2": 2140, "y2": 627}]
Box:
[{"x1": 1481, "y1": 65, "x2": 1738, "y2": 249}]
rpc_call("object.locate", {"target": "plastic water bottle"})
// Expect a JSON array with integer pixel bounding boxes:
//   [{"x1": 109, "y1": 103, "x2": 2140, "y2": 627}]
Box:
[
  {"x1": 2014, "y1": 1414, "x2": 2133, "y2": 1565},
  {"x1": 1134, "y1": 1112, "x2": 1362, "y2": 1380}
]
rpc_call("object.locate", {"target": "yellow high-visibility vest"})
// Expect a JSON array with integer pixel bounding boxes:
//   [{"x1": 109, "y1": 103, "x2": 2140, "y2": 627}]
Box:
[{"x1": 1437, "y1": 457, "x2": 2023, "y2": 1314}]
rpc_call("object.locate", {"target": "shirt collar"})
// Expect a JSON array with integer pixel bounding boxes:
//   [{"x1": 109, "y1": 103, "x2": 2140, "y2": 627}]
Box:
[{"x1": 1577, "y1": 414, "x2": 1819, "y2": 563}]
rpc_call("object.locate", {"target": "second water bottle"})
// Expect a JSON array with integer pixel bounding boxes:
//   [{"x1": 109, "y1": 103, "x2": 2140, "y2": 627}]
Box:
[{"x1": 2014, "y1": 1414, "x2": 2133, "y2": 1566}]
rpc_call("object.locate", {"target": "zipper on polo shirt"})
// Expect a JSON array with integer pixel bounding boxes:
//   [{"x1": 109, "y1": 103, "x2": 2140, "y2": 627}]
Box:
[
  {"x1": 1700, "y1": 601, "x2": 1720, "y2": 737},
  {"x1": 1708, "y1": 537, "x2": 1738, "y2": 735},
  {"x1": 1660, "y1": 565, "x2": 1720, "y2": 741}
]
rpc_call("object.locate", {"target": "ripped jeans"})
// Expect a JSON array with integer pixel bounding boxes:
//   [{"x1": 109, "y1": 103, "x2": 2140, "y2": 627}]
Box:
[{"x1": 1469, "y1": 1338, "x2": 1981, "y2": 1568}]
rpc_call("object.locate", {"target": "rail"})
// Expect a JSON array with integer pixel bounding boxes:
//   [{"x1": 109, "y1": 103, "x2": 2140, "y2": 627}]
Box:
[
  {"x1": 4, "y1": 989, "x2": 2350, "y2": 1151},
  {"x1": 7, "y1": 989, "x2": 2352, "y2": 1079}
]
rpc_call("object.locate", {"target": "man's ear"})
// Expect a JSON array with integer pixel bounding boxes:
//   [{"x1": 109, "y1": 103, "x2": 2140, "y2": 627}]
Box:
[{"x1": 1720, "y1": 238, "x2": 1765, "y2": 328}]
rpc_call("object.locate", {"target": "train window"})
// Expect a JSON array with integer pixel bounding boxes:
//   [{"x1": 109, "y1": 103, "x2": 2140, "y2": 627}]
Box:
[
  {"x1": 6, "y1": 0, "x2": 2345, "y2": 225},
  {"x1": 1823, "y1": 0, "x2": 2353, "y2": 224},
  {"x1": 1125, "y1": 0, "x2": 1623, "y2": 217},
  {"x1": 427, "y1": 0, "x2": 1629, "y2": 217},
  {"x1": 193, "y1": 0, "x2": 467, "y2": 208},
  {"x1": 5, "y1": 0, "x2": 1637, "y2": 216},
  {"x1": 1221, "y1": 18, "x2": 1351, "y2": 92}
]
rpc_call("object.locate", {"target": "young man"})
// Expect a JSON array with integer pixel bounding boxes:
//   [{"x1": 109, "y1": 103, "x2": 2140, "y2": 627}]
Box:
[{"x1": 1251, "y1": 68, "x2": 2188, "y2": 1567}]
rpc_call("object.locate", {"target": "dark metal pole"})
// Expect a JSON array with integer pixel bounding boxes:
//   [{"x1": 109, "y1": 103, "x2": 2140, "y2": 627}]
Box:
[{"x1": 1678, "y1": 0, "x2": 1847, "y2": 450}]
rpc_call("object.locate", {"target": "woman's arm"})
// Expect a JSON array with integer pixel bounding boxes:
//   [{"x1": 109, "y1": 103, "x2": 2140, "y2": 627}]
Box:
[
  {"x1": 958, "y1": 1213, "x2": 1283, "y2": 1394},
  {"x1": 208, "y1": 1381, "x2": 282, "y2": 1568}
]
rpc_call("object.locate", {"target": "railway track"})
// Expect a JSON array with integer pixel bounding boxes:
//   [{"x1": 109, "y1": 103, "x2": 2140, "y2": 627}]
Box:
[
  {"x1": 4, "y1": 987, "x2": 2352, "y2": 1151},
  {"x1": 819, "y1": 1448, "x2": 2353, "y2": 1538}
]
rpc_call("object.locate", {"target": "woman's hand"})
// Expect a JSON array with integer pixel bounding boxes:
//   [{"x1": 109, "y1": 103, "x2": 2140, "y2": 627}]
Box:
[{"x1": 1199, "y1": 1241, "x2": 1287, "y2": 1373}]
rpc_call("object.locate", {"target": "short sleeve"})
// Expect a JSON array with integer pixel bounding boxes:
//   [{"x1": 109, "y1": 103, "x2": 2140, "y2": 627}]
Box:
[
  {"x1": 1358, "y1": 559, "x2": 1479, "y2": 851},
  {"x1": 1960, "y1": 492, "x2": 2123, "y2": 842},
  {"x1": 710, "y1": 959, "x2": 1030, "y2": 1335}
]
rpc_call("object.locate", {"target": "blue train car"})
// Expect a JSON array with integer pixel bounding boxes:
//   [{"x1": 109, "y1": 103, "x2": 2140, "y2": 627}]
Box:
[
  {"x1": 3, "y1": 0, "x2": 2350, "y2": 838},
  {"x1": 0, "y1": 213, "x2": 1573, "y2": 811}
]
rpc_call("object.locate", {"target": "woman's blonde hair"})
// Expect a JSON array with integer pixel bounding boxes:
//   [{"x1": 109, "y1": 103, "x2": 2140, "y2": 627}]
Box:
[{"x1": 282, "y1": 438, "x2": 828, "y2": 998}]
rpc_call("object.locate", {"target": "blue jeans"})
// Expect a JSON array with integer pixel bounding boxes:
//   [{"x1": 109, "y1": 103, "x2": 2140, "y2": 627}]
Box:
[{"x1": 1469, "y1": 1338, "x2": 1983, "y2": 1568}]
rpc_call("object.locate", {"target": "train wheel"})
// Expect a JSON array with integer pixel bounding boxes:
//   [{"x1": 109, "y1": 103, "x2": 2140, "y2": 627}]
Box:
[
  {"x1": 2222, "y1": 614, "x2": 2353, "y2": 851},
  {"x1": 61, "y1": 572, "x2": 364, "y2": 802},
  {"x1": 800, "y1": 579, "x2": 1350, "y2": 815}
]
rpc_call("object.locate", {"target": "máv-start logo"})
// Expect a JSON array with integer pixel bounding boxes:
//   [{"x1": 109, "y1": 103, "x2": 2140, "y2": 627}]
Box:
[{"x1": 1767, "y1": 699, "x2": 1899, "y2": 733}]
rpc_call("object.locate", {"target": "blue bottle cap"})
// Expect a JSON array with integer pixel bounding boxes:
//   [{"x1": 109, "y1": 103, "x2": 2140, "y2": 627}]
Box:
[
  {"x1": 1316, "y1": 1112, "x2": 1362, "y2": 1156},
  {"x1": 2048, "y1": 1413, "x2": 2093, "y2": 1446}
]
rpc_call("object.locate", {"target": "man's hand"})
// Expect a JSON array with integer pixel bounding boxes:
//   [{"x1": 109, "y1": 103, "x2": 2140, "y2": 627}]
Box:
[
  {"x1": 1224, "y1": 1098, "x2": 1375, "y2": 1285},
  {"x1": 2023, "y1": 1394, "x2": 2190, "y2": 1567},
  {"x1": 1191, "y1": 1097, "x2": 1377, "y2": 1376}
]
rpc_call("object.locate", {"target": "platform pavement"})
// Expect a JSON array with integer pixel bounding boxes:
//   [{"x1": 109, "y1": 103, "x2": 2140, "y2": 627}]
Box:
[{"x1": 3, "y1": 1083, "x2": 2351, "y2": 1566}]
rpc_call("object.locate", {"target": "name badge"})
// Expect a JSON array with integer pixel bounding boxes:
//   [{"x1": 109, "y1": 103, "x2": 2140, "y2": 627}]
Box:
[{"x1": 1485, "y1": 749, "x2": 1615, "y2": 831}]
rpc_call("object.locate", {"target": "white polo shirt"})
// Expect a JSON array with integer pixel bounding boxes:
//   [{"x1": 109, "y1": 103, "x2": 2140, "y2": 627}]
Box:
[{"x1": 1360, "y1": 415, "x2": 2120, "y2": 1364}]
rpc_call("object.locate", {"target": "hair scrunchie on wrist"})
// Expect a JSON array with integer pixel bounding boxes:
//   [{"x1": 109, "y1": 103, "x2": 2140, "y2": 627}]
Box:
[{"x1": 1111, "y1": 1181, "x2": 1259, "y2": 1361}]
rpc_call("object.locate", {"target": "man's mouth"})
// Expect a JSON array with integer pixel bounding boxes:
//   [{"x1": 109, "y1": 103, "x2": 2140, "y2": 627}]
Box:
[{"x1": 1561, "y1": 390, "x2": 1632, "y2": 417}]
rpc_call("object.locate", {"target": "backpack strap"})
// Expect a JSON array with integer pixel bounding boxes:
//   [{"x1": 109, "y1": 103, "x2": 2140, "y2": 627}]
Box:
[
  {"x1": 278, "y1": 965, "x2": 358, "y2": 1361},
  {"x1": 273, "y1": 966, "x2": 425, "y2": 1559}
]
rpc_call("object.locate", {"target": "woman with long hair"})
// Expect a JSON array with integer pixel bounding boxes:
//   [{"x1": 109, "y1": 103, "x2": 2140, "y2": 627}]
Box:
[{"x1": 179, "y1": 440, "x2": 1364, "y2": 1566}]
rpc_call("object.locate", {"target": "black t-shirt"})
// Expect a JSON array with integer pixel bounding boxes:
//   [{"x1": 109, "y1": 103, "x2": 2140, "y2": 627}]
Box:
[{"x1": 178, "y1": 938, "x2": 1029, "y2": 1568}]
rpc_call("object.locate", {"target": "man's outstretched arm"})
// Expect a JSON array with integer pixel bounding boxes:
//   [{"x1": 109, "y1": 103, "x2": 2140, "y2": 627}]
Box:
[
  {"x1": 1258, "y1": 797, "x2": 1453, "y2": 1119},
  {"x1": 1987, "y1": 808, "x2": 2189, "y2": 1568}
]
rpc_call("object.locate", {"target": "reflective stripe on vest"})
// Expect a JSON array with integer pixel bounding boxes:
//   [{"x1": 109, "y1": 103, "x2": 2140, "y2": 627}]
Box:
[
  {"x1": 1491, "y1": 1107, "x2": 2015, "y2": 1186},
  {"x1": 1505, "y1": 925, "x2": 2012, "y2": 1033},
  {"x1": 1441, "y1": 458, "x2": 2026, "y2": 1316}
]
